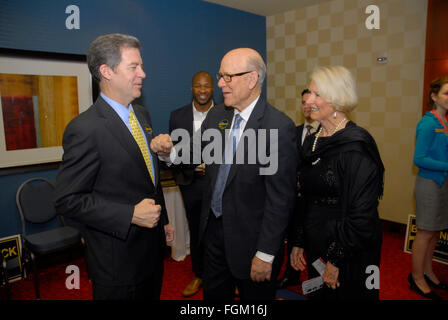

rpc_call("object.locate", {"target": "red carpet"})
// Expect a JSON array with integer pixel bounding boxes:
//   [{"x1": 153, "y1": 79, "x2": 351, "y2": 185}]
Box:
[{"x1": 2, "y1": 227, "x2": 448, "y2": 300}]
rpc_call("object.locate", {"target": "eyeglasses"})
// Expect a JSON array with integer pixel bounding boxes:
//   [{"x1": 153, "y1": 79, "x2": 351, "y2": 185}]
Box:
[{"x1": 216, "y1": 70, "x2": 254, "y2": 82}]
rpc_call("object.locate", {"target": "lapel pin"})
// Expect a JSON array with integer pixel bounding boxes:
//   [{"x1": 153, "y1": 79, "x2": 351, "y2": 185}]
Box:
[
  {"x1": 218, "y1": 119, "x2": 229, "y2": 130},
  {"x1": 144, "y1": 126, "x2": 153, "y2": 135}
]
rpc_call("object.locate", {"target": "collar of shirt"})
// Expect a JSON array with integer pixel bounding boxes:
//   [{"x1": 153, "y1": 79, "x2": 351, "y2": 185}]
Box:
[
  {"x1": 304, "y1": 120, "x2": 319, "y2": 130},
  {"x1": 192, "y1": 100, "x2": 214, "y2": 116},
  {"x1": 304, "y1": 119, "x2": 319, "y2": 132},
  {"x1": 192, "y1": 101, "x2": 214, "y2": 132},
  {"x1": 231, "y1": 95, "x2": 260, "y2": 134},
  {"x1": 100, "y1": 93, "x2": 155, "y2": 171},
  {"x1": 101, "y1": 92, "x2": 134, "y2": 131}
]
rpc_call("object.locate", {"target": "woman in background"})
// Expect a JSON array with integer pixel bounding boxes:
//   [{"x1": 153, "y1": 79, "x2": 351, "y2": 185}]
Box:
[
  {"x1": 410, "y1": 77, "x2": 448, "y2": 300},
  {"x1": 290, "y1": 66, "x2": 384, "y2": 300}
]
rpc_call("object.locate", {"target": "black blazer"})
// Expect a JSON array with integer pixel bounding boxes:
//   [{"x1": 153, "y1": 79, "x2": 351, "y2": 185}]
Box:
[
  {"x1": 196, "y1": 96, "x2": 299, "y2": 278},
  {"x1": 297, "y1": 123, "x2": 320, "y2": 151},
  {"x1": 297, "y1": 124, "x2": 305, "y2": 147},
  {"x1": 169, "y1": 103, "x2": 195, "y2": 186},
  {"x1": 54, "y1": 96, "x2": 168, "y2": 286}
]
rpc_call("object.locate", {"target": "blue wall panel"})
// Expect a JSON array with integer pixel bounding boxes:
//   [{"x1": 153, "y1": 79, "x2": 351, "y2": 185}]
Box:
[{"x1": 0, "y1": 0, "x2": 266, "y2": 237}]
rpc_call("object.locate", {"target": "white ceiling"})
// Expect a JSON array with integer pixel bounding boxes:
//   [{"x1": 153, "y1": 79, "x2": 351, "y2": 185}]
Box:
[{"x1": 202, "y1": 0, "x2": 332, "y2": 16}]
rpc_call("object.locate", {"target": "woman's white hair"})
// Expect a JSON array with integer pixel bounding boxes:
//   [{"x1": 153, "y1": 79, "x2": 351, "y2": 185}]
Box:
[{"x1": 310, "y1": 66, "x2": 358, "y2": 113}]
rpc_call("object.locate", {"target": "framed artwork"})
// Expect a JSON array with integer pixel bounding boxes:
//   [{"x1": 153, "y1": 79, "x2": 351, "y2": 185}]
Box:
[{"x1": 0, "y1": 49, "x2": 92, "y2": 168}]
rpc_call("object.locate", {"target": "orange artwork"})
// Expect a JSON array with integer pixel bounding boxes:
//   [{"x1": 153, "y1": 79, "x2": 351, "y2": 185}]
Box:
[{"x1": 0, "y1": 73, "x2": 79, "y2": 150}]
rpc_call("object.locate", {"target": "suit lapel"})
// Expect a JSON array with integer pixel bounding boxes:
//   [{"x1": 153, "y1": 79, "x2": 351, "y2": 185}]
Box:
[
  {"x1": 208, "y1": 105, "x2": 234, "y2": 188},
  {"x1": 134, "y1": 106, "x2": 158, "y2": 188},
  {"x1": 225, "y1": 96, "x2": 266, "y2": 188},
  {"x1": 297, "y1": 124, "x2": 304, "y2": 147},
  {"x1": 96, "y1": 97, "x2": 155, "y2": 187},
  {"x1": 184, "y1": 106, "x2": 194, "y2": 137}
]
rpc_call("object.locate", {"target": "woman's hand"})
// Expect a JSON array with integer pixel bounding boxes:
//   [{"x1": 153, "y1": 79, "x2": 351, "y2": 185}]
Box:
[
  {"x1": 322, "y1": 261, "x2": 340, "y2": 289},
  {"x1": 290, "y1": 247, "x2": 307, "y2": 271}
]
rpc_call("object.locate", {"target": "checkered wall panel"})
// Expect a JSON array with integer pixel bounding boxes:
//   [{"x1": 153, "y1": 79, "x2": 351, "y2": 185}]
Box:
[{"x1": 266, "y1": 0, "x2": 428, "y2": 224}]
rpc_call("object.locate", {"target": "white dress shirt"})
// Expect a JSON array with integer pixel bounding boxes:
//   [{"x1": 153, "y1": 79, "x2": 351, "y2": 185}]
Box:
[
  {"x1": 166, "y1": 96, "x2": 274, "y2": 263},
  {"x1": 192, "y1": 101, "x2": 214, "y2": 133}
]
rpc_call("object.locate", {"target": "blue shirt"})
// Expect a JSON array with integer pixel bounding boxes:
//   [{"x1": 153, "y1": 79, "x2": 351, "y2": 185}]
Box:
[
  {"x1": 414, "y1": 111, "x2": 448, "y2": 186},
  {"x1": 101, "y1": 93, "x2": 156, "y2": 180}
]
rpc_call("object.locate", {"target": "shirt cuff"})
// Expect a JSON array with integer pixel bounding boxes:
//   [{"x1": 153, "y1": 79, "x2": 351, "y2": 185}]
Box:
[{"x1": 256, "y1": 251, "x2": 274, "y2": 264}]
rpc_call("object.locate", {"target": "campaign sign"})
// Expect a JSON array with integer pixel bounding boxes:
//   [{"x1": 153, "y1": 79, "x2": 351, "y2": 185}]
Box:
[
  {"x1": 404, "y1": 215, "x2": 448, "y2": 265},
  {"x1": 0, "y1": 235, "x2": 23, "y2": 281}
]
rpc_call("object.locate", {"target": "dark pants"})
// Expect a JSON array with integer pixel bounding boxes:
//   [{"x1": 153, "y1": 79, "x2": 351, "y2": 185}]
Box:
[
  {"x1": 203, "y1": 213, "x2": 279, "y2": 300},
  {"x1": 179, "y1": 176, "x2": 205, "y2": 278},
  {"x1": 92, "y1": 259, "x2": 164, "y2": 300}
]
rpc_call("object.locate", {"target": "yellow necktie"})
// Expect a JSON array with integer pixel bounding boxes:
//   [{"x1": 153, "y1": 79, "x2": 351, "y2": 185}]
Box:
[{"x1": 129, "y1": 109, "x2": 155, "y2": 184}]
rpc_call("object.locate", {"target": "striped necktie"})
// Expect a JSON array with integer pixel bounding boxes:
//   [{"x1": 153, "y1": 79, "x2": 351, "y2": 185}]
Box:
[{"x1": 129, "y1": 109, "x2": 155, "y2": 184}]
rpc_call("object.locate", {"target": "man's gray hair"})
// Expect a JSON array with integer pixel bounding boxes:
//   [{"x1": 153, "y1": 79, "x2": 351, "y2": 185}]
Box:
[
  {"x1": 247, "y1": 54, "x2": 266, "y2": 87},
  {"x1": 87, "y1": 33, "x2": 141, "y2": 83}
]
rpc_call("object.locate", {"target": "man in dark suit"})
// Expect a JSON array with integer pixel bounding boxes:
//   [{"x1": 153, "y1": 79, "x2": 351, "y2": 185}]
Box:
[
  {"x1": 54, "y1": 33, "x2": 174, "y2": 300},
  {"x1": 277, "y1": 88, "x2": 319, "y2": 289},
  {"x1": 169, "y1": 71, "x2": 214, "y2": 297},
  {"x1": 296, "y1": 89, "x2": 319, "y2": 148},
  {"x1": 151, "y1": 48, "x2": 298, "y2": 300}
]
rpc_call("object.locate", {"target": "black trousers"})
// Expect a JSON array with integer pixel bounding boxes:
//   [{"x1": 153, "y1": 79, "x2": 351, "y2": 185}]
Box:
[
  {"x1": 179, "y1": 176, "x2": 205, "y2": 278},
  {"x1": 203, "y1": 213, "x2": 280, "y2": 300},
  {"x1": 92, "y1": 259, "x2": 164, "y2": 300}
]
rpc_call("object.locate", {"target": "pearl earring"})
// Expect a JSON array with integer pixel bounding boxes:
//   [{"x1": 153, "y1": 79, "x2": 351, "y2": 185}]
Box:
[{"x1": 333, "y1": 111, "x2": 337, "y2": 119}]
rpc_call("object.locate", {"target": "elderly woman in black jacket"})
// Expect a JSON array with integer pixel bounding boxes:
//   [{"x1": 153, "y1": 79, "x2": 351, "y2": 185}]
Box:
[{"x1": 290, "y1": 66, "x2": 384, "y2": 300}]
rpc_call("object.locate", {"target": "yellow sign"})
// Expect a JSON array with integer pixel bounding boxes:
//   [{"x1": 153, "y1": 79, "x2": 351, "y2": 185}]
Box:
[
  {"x1": 0, "y1": 235, "x2": 23, "y2": 281},
  {"x1": 404, "y1": 215, "x2": 448, "y2": 265}
]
